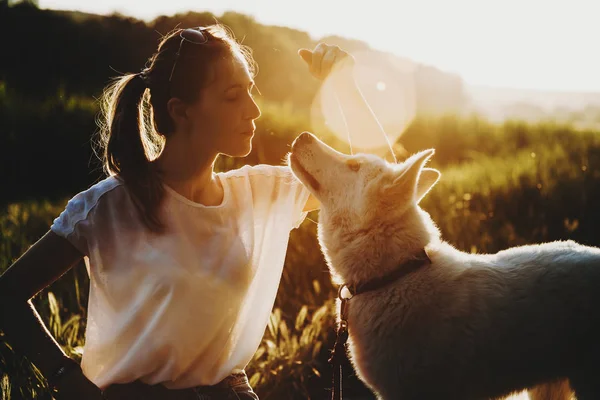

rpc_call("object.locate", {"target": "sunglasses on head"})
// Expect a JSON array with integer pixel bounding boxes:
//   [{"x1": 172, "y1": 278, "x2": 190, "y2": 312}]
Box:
[{"x1": 168, "y1": 28, "x2": 209, "y2": 85}]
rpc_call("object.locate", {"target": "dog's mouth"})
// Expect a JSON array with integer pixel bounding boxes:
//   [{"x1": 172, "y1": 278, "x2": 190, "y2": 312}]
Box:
[{"x1": 290, "y1": 154, "x2": 320, "y2": 192}]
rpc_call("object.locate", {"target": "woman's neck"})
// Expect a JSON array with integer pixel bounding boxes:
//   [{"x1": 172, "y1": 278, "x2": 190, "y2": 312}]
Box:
[{"x1": 153, "y1": 135, "x2": 222, "y2": 206}]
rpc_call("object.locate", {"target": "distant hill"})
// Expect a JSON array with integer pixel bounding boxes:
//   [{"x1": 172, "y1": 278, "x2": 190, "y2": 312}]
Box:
[
  {"x1": 464, "y1": 85, "x2": 600, "y2": 129},
  {"x1": 0, "y1": 2, "x2": 467, "y2": 122},
  {"x1": 3, "y1": 1, "x2": 597, "y2": 129}
]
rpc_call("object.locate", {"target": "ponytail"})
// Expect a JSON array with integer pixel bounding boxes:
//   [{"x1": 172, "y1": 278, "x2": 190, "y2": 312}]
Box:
[{"x1": 97, "y1": 72, "x2": 166, "y2": 234}]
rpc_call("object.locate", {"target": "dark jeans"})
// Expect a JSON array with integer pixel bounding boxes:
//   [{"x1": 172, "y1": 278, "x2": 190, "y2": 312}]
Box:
[{"x1": 102, "y1": 371, "x2": 259, "y2": 400}]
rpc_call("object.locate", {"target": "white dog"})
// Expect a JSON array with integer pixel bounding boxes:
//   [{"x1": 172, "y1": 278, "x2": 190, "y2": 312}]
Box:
[{"x1": 289, "y1": 132, "x2": 600, "y2": 400}]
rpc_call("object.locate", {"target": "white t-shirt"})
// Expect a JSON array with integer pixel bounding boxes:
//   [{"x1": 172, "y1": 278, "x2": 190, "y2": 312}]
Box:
[{"x1": 50, "y1": 164, "x2": 311, "y2": 390}]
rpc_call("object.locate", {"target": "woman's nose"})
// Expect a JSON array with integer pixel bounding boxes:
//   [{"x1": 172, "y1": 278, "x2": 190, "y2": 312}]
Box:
[{"x1": 247, "y1": 96, "x2": 261, "y2": 120}]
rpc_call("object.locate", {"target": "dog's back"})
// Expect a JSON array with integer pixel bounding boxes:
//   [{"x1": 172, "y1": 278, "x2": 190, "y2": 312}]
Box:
[{"x1": 345, "y1": 240, "x2": 600, "y2": 399}]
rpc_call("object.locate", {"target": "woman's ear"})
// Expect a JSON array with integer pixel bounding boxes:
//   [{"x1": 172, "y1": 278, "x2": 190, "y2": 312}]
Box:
[{"x1": 166, "y1": 97, "x2": 189, "y2": 128}]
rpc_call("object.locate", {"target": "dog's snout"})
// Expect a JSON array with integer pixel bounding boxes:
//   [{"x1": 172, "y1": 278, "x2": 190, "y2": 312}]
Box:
[
  {"x1": 300, "y1": 131, "x2": 313, "y2": 141},
  {"x1": 295, "y1": 131, "x2": 314, "y2": 145}
]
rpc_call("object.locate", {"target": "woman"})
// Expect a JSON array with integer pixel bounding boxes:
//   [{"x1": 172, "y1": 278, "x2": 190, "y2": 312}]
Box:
[{"x1": 0, "y1": 24, "x2": 387, "y2": 399}]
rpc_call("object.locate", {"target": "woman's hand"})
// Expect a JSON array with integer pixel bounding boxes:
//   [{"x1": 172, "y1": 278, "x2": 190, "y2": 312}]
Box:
[
  {"x1": 51, "y1": 366, "x2": 104, "y2": 399},
  {"x1": 298, "y1": 42, "x2": 355, "y2": 81}
]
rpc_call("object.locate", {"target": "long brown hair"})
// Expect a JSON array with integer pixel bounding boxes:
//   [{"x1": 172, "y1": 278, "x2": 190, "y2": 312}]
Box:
[{"x1": 96, "y1": 24, "x2": 256, "y2": 233}]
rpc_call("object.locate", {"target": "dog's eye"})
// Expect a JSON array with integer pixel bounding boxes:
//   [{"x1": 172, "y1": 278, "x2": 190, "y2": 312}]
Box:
[{"x1": 347, "y1": 160, "x2": 361, "y2": 172}]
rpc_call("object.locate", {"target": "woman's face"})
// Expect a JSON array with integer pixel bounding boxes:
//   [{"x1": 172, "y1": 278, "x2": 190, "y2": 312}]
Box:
[{"x1": 185, "y1": 52, "x2": 261, "y2": 158}]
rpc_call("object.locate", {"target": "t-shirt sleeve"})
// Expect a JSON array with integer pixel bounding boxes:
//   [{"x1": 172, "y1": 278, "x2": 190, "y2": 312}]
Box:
[
  {"x1": 50, "y1": 188, "x2": 98, "y2": 256},
  {"x1": 246, "y1": 164, "x2": 312, "y2": 230}
]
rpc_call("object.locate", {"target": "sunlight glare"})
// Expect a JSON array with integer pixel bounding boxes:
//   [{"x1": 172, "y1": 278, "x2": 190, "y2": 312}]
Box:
[
  {"x1": 504, "y1": 391, "x2": 530, "y2": 400},
  {"x1": 310, "y1": 50, "x2": 417, "y2": 152}
]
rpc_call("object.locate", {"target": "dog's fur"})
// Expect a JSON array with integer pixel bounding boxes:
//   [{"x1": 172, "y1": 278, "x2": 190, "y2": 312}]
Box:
[{"x1": 288, "y1": 132, "x2": 600, "y2": 400}]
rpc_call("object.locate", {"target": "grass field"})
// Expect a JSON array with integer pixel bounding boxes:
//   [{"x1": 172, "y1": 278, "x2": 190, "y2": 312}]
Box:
[{"x1": 2, "y1": 115, "x2": 599, "y2": 399}]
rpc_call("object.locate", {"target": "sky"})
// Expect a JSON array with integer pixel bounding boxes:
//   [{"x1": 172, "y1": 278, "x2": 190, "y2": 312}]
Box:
[{"x1": 38, "y1": 0, "x2": 600, "y2": 93}]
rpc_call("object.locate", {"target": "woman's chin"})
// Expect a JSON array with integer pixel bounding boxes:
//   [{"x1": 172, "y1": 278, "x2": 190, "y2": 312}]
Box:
[{"x1": 222, "y1": 144, "x2": 252, "y2": 158}]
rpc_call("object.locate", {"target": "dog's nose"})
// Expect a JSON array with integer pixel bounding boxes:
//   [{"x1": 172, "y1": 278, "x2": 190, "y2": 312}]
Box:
[{"x1": 296, "y1": 131, "x2": 314, "y2": 144}]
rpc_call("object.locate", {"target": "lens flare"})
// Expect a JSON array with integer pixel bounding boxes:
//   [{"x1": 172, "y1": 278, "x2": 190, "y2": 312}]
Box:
[{"x1": 310, "y1": 49, "x2": 417, "y2": 153}]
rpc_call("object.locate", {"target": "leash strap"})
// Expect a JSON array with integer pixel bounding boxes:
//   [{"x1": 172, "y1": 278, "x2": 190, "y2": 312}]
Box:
[
  {"x1": 329, "y1": 297, "x2": 349, "y2": 400},
  {"x1": 327, "y1": 250, "x2": 431, "y2": 399}
]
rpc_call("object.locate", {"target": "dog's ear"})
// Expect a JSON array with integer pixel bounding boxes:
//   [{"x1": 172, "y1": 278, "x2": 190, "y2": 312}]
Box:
[
  {"x1": 385, "y1": 149, "x2": 435, "y2": 200},
  {"x1": 416, "y1": 168, "x2": 441, "y2": 203}
]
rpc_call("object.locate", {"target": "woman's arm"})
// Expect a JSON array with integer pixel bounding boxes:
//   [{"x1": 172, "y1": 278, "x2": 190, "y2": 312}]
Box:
[
  {"x1": 299, "y1": 43, "x2": 395, "y2": 162},
  {"x1": 302, "y1": 193, "x2": 320, "y2": 212},
  {"x1": 0, "y1": 230, "x2": 102, "y2": 398}
]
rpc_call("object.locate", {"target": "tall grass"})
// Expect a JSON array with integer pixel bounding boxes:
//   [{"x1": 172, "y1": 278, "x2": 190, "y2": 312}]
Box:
[{"x1": 1, "y1": 116, "x2": 600, "y2": 399}]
